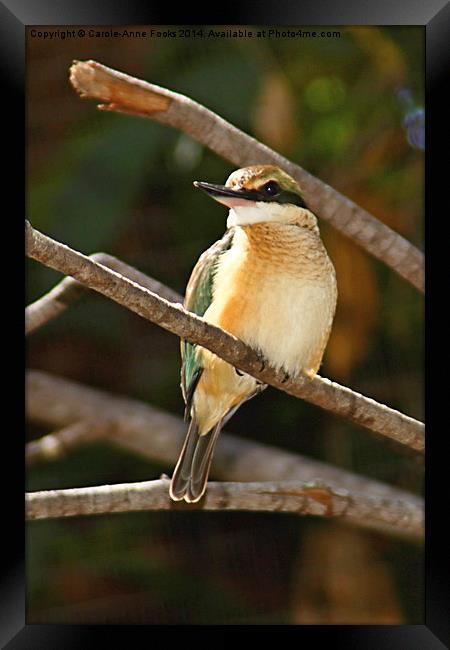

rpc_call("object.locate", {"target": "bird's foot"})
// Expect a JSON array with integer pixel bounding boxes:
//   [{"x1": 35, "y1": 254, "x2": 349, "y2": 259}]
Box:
[{"x1": 258, "y1": 356, "x2": 267, "y2": 373}]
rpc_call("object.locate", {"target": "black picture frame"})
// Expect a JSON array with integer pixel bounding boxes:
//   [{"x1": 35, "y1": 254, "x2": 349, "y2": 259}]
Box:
[{"x1": 5, "y1": 0, "x2": 446, "y2": 646}]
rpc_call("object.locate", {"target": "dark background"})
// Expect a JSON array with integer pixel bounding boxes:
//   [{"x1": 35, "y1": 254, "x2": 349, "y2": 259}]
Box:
[{"x1": 26, "y1": 26, "x2": 424, "y2": 624}]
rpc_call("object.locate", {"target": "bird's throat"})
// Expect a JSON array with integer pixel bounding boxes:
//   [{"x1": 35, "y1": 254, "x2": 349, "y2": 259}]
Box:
[{"x1": 227, "y1": 202, "x2": 301, "y2": 228}]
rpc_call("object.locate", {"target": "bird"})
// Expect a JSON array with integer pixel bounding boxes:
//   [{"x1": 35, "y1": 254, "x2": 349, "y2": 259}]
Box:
[{"x1": 169, "y1": 165, "x2": 337, "y2": 503}]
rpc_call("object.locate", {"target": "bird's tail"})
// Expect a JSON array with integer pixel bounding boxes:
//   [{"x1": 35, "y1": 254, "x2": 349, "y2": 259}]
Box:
[{"x1": 169, "y1": 417, "x2": 223, "y2": 503}]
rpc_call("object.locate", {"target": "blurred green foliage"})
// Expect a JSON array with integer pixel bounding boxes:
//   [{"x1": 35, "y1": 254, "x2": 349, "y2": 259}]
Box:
[{"x1": 26, "y1": 26, "x2": 423, "y2": 624}]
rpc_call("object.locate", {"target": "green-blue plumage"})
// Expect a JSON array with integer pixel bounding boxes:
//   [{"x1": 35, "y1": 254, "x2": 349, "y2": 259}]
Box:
[{"x1": 180, "y1": 228, "x2": 235, "y2": 417}]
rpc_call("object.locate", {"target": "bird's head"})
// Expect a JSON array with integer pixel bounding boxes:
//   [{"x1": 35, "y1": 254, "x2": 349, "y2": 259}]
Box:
[{"x1": 194, "y1": 165, "x2": 318, "y2": 232}]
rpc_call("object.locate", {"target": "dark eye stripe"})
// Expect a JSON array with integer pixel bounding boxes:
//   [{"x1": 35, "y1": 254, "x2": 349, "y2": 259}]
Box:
[
  {"x1": 231, "y1": 185, "x2": 308, "y2": 208},
  {"x1": 254, "y1": 182, "x2": 307, "y2": 209},
  {"x1": 276, "y1": 190, "x2": 308, "y2": 209}
]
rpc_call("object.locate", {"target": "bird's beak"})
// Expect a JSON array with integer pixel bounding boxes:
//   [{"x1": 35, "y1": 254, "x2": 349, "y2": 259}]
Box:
[{"x1": 194, "y1": 181, "x2": 258, "y2": 208}]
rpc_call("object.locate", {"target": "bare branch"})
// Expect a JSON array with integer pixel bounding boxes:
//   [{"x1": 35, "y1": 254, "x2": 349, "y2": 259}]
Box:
[
  {"x1": 26, "y1": 370, "x2": 424, "y2": 527},
  {"x1": 26, "y1": 252, "x2": 181, "y2": 335},
  {"x1": 25, "y1": 478, "x2": 423, "y2": 540},
  {"x1": 26, "y1": 421, "x2": 109, "y2": 467},
  {"x1": 26, "y1": 221, "x2": 425, "y2": 452},
  {"x1": 69, "y1": 59, "x2": 424, "y2": 293}
]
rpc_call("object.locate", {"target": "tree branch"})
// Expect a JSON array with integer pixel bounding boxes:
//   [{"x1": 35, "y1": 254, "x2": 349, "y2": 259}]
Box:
[
  {"x1": 25, "y1": 478, "x2": 423, "y2": 540},
  {"x1": 26, "y1": 421, "x2": 110, "y2": 467},
  {"x1": 26, "y1": 221, "x2": 424, "y2": 453},
  {"x1": 26, "y1": 369, "x2": 424, "y2": 539},
  {"x1": 26, "y1": 252, "x2": 181, "y2": 335},
  {"x1": 69, "y1": 59, "x2": 424, "y2": 293}
]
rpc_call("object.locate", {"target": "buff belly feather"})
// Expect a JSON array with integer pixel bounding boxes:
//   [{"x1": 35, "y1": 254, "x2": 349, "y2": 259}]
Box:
[{"x1": 191, "y1": 225, "x2": 337, "y2": 435}]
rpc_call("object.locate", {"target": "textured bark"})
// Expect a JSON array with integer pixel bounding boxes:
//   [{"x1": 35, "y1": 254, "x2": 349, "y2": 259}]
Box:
[
  {"x1": 69, "y1": 59, "x2": 424, "y2": 292},
  {"x1": 26, "y1": 369, "x2": 424, "y2": 541},
  {"x1": 26, "y1": 221, "x2": 424, "y2": 452},
  {"x1": 25, "y1": 478, "x2": 423, "y2": 540},
  {"x1": 26, "y1": 252, "x2": 181, "y2": 335}
]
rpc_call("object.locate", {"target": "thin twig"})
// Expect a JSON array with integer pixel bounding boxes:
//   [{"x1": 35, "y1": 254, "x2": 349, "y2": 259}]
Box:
[
  {"x1": 26, "y1": 369, "x2": 424, "y2": 540},
  {"x1": 69, "y1": 59, "x2": 424, "y2": 293},
  {"x1": 25, "y1": 478, "x2": 423, "y2": 540},
  {"x1": 26, "y1": 221, "x2": 425, "y2": 452},
  {"x1": 26, "y1": 421, "x2": 109, "y2": 467},
  {"x1": 26, "y1": 252, "x2": 181, "y2": 335}
]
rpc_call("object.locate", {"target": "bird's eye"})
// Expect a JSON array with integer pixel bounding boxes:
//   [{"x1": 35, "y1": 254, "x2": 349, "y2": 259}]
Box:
[{"x1": 263, "y1": 181, "x2": 280, "y2": 196}]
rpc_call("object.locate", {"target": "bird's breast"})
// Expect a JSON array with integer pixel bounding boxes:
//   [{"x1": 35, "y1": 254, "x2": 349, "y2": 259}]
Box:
[{"x1": 204, "y1": 225, "x2": 337, "y2": 376}]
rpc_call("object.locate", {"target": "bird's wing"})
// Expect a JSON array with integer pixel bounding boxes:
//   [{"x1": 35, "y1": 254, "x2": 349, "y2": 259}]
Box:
[{"x1": 181, "y1": 228, "x2": 235, "y2": 414}]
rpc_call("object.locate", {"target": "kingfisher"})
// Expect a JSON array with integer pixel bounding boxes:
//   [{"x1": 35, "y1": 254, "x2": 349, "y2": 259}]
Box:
[{"x1": 170, "y1": 165, "x2": 337, "y2": 503}]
